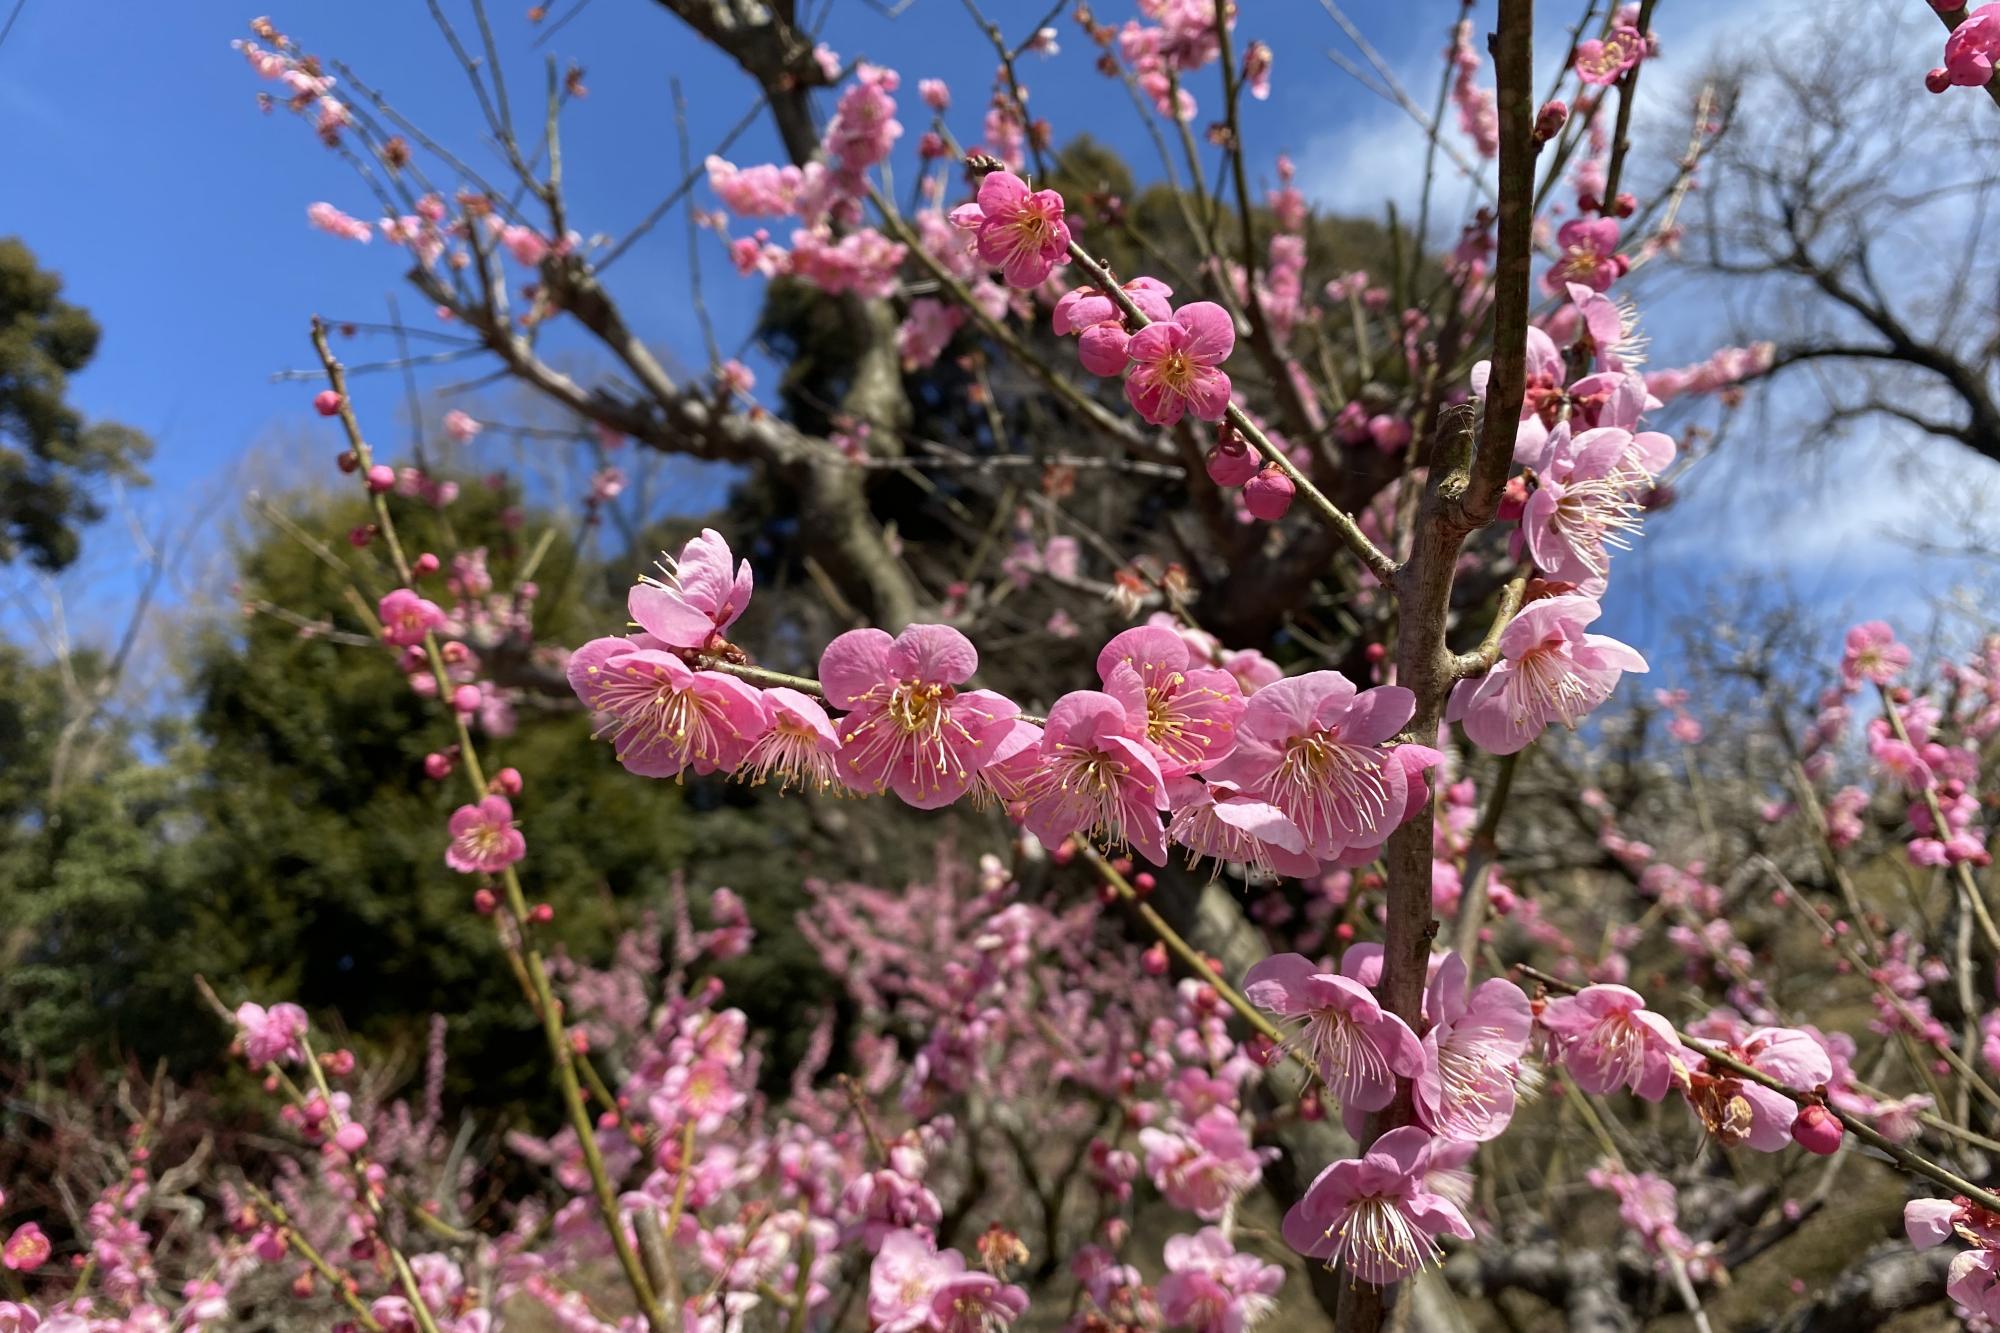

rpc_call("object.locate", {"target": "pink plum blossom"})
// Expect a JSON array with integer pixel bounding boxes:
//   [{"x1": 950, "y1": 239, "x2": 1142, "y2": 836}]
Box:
[
  {"x1": 0, "y1": 1225, "x2": 49, "y2": 1273},
  {"x1": 930, "y1": 1270, "x2": 1029, "y2": 1332},
  {"x1": 498, "y1": 224, "x2": 549, "y2": 266},
  {"x1": 1545, "y1": 218, "x2": 1625, "y2": 293},
  {"x1": 377, "y1": 588, "x2": 445, "y2": 647},
  {"x1": 1447, "y1": 594, "x2": 1647, "y2": 755},
  {"x1": 1166, "y1": 778, "x2": 1320, "y2": 878},
  {"x1": 1280, "y1": 1126, "x2": 1474, "y2": 1284},
  {"x1": 567, "y1": 641, "x2": 768, "y2": 777},
  {"x1": 307, "y1": 201, "x2": 373, "y2": 242},
  {"x1": 824, "y1": 64, "x2": 902, "y2": 171},
  {"x1": 971, "y1": 170, "x2": 1071, "y2": 289},
  {"x1": 1017, "y1": 689, "x2": 1169, "y2": 864},
  {"x1": 1096, "y1": 623, "x2": 1245, "y2": 777},
  {"x1": 1539, "y1": 983, "x2": 1684, "y2": 1100},
  {"x1": 868, "y1": 1230, "x2": 951, "y2": 1333},
  {"x1": 234, "y1": 1001, "x2": 309, "y2": 1066},
  {"x1": 740, "y1": 687, "x2": 843, "y2": 794},
  {"x1": 444, "y1": 795, "x2": 526, "y2": 873},
  {"x1": 1124, "y1": 302, "x2": 1236, "y2": 426},
  {"x1": 1417, "y1": 953, "x2": 1532, "y2": 1142},
  {"x1": 1243, "y1": 953, "x2": 1426, "y2": 1112},
  {"x1": 1520, "y1": 423, "x2": 1648, "y2": 584},
  {"x1": 1843, "y1": 621, "x2": 1910, "y2": 688},
  {"x1": 1573, "y1": 25, "x2": 1645, "y2": 85},
  {"x1": 820, "y1": 624, "x2": 1018, "y2": 808},
  {"x1": 1939, "y1": 5, "x2": 2000, "y2": 89},
  {"x1": 1156, "y1": 1228, "x2": 1284, "y2": 1333},
  {"x1": 1206, "y1": 672, "x2": 1416, "y2": 859},
  {"x1": 442, "y1": 409, "x2": 481, "y2": 443},
  {"x1": 1952, "y1": 1250, "x2": 2000, "y2": 1322},
  {"x1": 1137, "y1": 1107, "x2": 1271, "y2": 1220},
  {"x1": 629, "y1": 529, "x2": 753, "y2": 651},
  {"x1": 1699, "y1": 1026, "x2": 1835, "y2": 1151}
]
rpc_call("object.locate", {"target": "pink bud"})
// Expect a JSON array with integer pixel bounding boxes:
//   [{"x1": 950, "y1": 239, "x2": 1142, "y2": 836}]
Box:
[
  {"x1": 1533, "y1": 99, "x2": 1568, "y2": 142},
  {"x1": 1242, "y1": 466, "x2": 1296, "y2": 521},
  {"x1": 1790, "y1": 1104, "x2": 1843, "y2": 1156},
  {"x1": 364, "y1": 465, "x2": 396, "y2": 493},
  {"x1": 314, "y1": 390, "x2": 344, "y2": 417},
  {"x1": 472, "y1": 888, "x2": 497, "y2": 915},
  {"x1": 494, "y1": 766, "x2": 524, "y2": 796},
  {"x1": 529, "y1": 902, "x2": 554, "y2": 924},
  {"x1": 333, "y1": 1123, "x2": 369, "y2": 1154},
  {"x1": 1926, "y1": 67, "x2": 1952, "y2": 94},
  {"x1": 1205, "y1": 429, "x2": 1262, "y2": 487},
  {"x1": 1140, "y1": 942, "x2": 1169, "y2": 975},
  {"x1": 451, "y1": 684, "x2": 482, "y2": 714},
  {"x1": 347, "y1": 525, "x2": 375, "y2": 549},
  {"x1": 414, "y1": 552, "x2": 441, "y2": 575},
  {"x1": 423, "y1": 752, "x2": 453, "y2": 780}
]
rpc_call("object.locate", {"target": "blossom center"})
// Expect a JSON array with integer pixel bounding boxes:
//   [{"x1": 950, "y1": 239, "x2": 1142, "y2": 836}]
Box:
[
  {"x1": 1511, "y1": 643, "x2": 1593, "y2": 729},
  {"x1": 1327, "y1": 1194, "x2": 1438, "y2": 1284},
  {"x1": 1270, "y1": 730, "x2": 1391, "y2": 839},
  {"x1": 1156, "y1": 348, "x2": 1198, "y2": 394}
]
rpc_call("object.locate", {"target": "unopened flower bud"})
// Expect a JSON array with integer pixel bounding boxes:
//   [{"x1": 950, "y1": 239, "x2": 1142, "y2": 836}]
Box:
[
  {"x1": 364, "y1": 464, "x2": 396, "y2": 493},
  {"x1": 1205, "y1": 425, "x2": 1261, "y2": 487},
  {"x1": 314, "y1": 390, "x2": 344, "y2": 417},
  {"x1": 333, "y1": 1123, "x2": 368, "y2": 1154},
  {"x1": 472, "y1": 888, "x2": 497, "y2": 915},
  {"x1": 1533, "y1": 99, "x2": 1568, "y2": 142},
  {"x1": 413, "y1": 552, "x2": 440, "y2": 575},
  {"x1": 1790, "y1": 1104, "x2": 1843, "y2": 1155},
  {"x1": 1243, "y1": 466, "x2": 1295, "y2": 521},
  {"x1": 493, "y1": 766, "x2": 524, "y2": 796},
  {"x1": 1140, "y1": 942, "x2": 1169, "y2": 975},
  {"x1": 450, "y1": 684, "x2": 481, "y2": 714}
]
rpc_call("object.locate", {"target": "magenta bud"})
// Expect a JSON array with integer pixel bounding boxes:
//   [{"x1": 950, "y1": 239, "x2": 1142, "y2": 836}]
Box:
[
  {"x1": 1534, "y1": 99, "x2": 1569, "y2": 142},
  {"x1": 364, "y1": 465, "x2": 396, "y2": 493},
  {"x1": 1790, "y1": 1104, "x2": 1843, "y2": 1156},
  {"x1": 313, "y1": 389, "x2": 344, "y2": 417},
  {"x1": 1242, "y1": 466, "x2": 1296, "y2": 521},
  {"x1": 1205, "y1": 430, "x2": 1262, "y2": 487}
]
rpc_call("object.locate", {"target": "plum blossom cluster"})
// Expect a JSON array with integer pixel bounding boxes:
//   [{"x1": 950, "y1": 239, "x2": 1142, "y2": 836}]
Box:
[
  {"x1": 1928, "y1": 1, "x2": 2000, "y2": 93},
  {"x1": 568, "y1": 528, "x2": 1502, "y2": 879},
  {"x1": 371, "y1": 542, "x2": 542, "y2": 747}
]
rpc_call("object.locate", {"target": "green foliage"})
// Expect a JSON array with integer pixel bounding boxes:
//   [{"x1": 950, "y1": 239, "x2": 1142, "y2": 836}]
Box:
[
  {"x1": 0, "y1": 237, "x2": 151, "y2": 571},
  {"x1": 0, "y1": 476, "x2": 877, "y2": 1103}
]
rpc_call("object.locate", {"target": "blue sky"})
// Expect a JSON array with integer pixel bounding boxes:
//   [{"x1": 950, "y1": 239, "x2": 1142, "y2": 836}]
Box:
[{"x1": 0, "y1": 0, "x2": 1987, "y2": 669}]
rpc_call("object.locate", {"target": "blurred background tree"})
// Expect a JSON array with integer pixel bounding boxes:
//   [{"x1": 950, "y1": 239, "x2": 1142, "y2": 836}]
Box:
[{"x1": 0, "y1": 238, "x2": 152, "y2": 572}]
